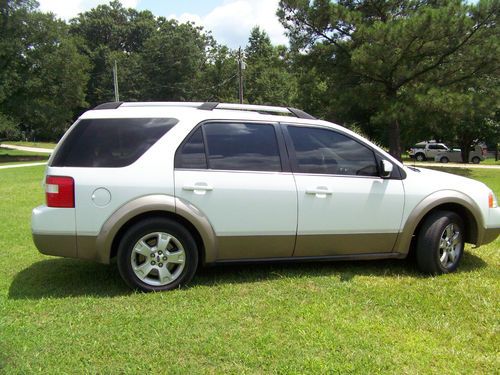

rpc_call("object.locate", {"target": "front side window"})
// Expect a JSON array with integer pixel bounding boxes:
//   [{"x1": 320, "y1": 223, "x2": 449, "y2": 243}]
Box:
[
  {"x1": 203, "y1": 122, "x2": 282, "y2": 172},
  {"x1": 51, "y1": 118, "x2": 177, "y2": 168},
  {"x1": 288, "y1": 126, "x2": 378, "y2": 176}
]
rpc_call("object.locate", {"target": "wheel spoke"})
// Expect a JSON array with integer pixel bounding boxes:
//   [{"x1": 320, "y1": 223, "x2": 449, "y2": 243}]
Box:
[
  {"x1": 448, "y1": 248, "x2": 457, "y2": 263},
  {"x1": 445, "y1": 225, "x2": 454, "y2": 240},
  {"x1": 157, "y1": 233, "x2": 171, "y2": 252},
  {"x1": 440, "y1": 250, "x2": 449, "y2": 265},
  {"x1": 134, "y1": 240, "x2": 152, "y2": 257},
  {"x1": 134, "y1": 262, "x2": 153, "y2": 279},
  {"x1": 158, "y1": 266, "x2": 173, "y2": 284},
  {"x1": 451, "y1": 232, "x2": 461, "y2": 246},
  {"x1": 439, "y1": 238, "x2": 447, "y2": 250},
  {"x1": 168, "y1": 249, "x2": 185, "y2": 264}
]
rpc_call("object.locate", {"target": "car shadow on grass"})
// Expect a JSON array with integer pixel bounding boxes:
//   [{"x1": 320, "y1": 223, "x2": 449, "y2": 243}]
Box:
[
  {"x1": 8, "y1": 251, "x2": 486, "y2": 299},
  {"x1": 8, "y1": 258, "x2": 129, "y2": 300},
  {"x1": 194, "y1": 251, "x2": 486, "y2": 286}
]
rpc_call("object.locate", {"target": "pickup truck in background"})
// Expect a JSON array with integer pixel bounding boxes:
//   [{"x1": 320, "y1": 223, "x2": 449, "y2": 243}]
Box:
[{"x1": 408, "y1": 142, "x2": 449, "y2": 161}]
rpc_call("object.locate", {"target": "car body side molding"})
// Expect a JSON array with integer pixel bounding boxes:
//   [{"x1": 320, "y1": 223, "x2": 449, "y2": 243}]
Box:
[{"x1": 95, "y1": 194, "x2": 218, "y2": 264}]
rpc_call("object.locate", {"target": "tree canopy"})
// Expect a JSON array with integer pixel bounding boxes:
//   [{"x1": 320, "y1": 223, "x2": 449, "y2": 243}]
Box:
[
  {"x1": 278, "y1": 0, "x2": 499, "y2": 159},
  {"x1": 0, "y1": 0, "x2": 498, "y2": 158}
]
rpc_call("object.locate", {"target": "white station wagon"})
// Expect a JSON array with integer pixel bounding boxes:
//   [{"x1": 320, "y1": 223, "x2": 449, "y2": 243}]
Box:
[{"x1": 32, "y1": 102, "x2": 500, "y2": 291}]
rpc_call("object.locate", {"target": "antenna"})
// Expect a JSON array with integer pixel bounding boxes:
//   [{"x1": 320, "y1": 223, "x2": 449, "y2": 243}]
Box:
[{"x1": 113, "y1": 60, "x2": 120, "y2": 102}]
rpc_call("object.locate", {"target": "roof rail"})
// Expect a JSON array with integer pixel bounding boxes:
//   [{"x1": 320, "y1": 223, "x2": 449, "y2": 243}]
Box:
[
  {"x1": 94, "y1": 102, "x2": 123, "y2": 110},
  {"x1": 198, "y1": 102, "x2": 316, "y2": 119},
  {"x1": 93, "y1": 101, "x2": 316, "y2": 119},
  {"x1": 121, "y1": 102, "x2": 203, "y2": 108}
]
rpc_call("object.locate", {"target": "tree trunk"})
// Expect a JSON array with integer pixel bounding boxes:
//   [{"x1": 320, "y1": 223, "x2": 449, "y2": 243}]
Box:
[
  {"x1": 388, "y1": 119, "x2": 402, "y2": 161},
  {"x1": 460, "y1": 141, "x2": 471, "y2": 164}
]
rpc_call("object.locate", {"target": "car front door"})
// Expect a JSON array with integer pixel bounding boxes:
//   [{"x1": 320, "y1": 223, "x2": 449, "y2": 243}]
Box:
[
  {"x1": 283, "y1": 124, "x2": 405, "y2": 257},
  {"x1": 174, "y1": 121, "x2": 297, "y2": 260}
]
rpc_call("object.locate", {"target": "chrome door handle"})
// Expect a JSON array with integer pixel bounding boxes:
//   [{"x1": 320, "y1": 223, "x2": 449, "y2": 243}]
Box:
[
  {"x1": 306, "y1": 187, "x2": 332, "y2": 197},
  {"x1": 182, "y1": 183, "x2": 213, "y2": 195}
]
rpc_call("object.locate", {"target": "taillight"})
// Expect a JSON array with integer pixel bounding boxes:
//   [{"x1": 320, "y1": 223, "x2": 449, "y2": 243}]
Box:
[{"x1": 46, "y1": 176, "x2": 74, "y2": 208}]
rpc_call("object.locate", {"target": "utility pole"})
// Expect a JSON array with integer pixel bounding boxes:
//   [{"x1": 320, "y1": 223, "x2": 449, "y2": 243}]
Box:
[
  {"x1": 113, "y1": 60, "x2": 120, "y2": 102},
  {"x1": 237, "y1": 47, "x2": 245, "y2": 104}
]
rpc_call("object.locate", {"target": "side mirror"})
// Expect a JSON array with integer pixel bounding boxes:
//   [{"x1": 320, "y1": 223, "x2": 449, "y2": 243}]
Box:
[{"x1": 380, "y1": 160, "x2": 393, "y2": 178}]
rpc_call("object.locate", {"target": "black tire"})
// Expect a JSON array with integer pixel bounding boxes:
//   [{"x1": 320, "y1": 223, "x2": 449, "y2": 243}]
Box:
[
  {"x1": 415, "y1": 153, "x2": 426, "y2": 162},
  {"x1": 117, "y1": 217, "x2": 198, "y2": 292},
  {"x1": 416, "y1": 210, "x2": 464, "y2": 275},
  {"x1": 471, "y1": 156, "x2": 480, "y2": 164},
  {"x1": 440, "y1": 157, "x2": 449, "y2": 164}
]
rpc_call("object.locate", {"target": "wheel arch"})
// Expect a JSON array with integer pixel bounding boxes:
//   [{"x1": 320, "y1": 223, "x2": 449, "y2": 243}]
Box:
[
  {"x1": 96, "y1": 195, "x2": 218, "y2": 265},
  {"x1": 394, "y1": 190, "x2": 484, "y2": 255}
]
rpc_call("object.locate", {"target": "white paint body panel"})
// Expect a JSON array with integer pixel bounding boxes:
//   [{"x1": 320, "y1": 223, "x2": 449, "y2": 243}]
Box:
[
  {"x1": 175, "y1": 170, "x2": 297, "y2": 236},
  {"x1": 294, "y1": 175, "x2": 405, "y2": 235},
  {"x1": 31, "y1": 206, "x2": 76, "y2": 235}
]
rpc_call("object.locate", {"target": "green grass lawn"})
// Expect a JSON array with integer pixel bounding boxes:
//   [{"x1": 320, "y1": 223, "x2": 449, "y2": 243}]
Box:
[
  {"x1": 2, "y1": 141, "x2": 56, "y2": 149},
  {"x1": 0, "y1": 166, "x2": 498, "y2": 373}
]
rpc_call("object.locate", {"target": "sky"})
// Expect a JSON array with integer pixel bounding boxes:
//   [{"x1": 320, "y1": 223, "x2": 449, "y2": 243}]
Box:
[{"x1": 37, "y1": 0, "x2": 288, "y2": 48}]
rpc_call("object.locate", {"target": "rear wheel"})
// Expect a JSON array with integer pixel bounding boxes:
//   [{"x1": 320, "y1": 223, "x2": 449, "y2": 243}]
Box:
[
  {"x1": 440, "y1": 156, "x2": 449, "y2": 164},
  {"x1": 416, "y1": 211, "x2": 464, "y2": 275},
  {"x1": 471, "y1": 156, "x2": 480, "y2": 164},
  {"x1": 117, "y1": 218, "x2": 198, "y2": 292},
  {"x1": 415, "y1": 153, "x2": 426, "y2": 162}
]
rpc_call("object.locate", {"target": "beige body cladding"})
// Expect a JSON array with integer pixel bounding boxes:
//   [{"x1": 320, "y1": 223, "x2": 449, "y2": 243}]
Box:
[{"x1": 34, "y1": 190, "x2": 498, "y2": 265}]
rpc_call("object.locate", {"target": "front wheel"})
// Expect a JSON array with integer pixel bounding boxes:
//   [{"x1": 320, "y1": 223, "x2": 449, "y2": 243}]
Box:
[
  {"x1": 440, "y1": 157, "x2": 449, "y2": 164},
  {"x1": 117, "y1": 218, "x2": 198, "y2": 292},
  {"x1": 471, "y1": 156, "x2": 480, "y2": 164},
  {"x1": 416, "y1": 211, "x2": 464, "y2": 275}
]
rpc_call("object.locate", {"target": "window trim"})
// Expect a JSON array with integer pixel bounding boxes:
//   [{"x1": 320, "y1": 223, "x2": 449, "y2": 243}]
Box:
[
  {"x1": 174, "y1": 120, "x2": 291, "y2": 173},
  {"x1": 281, "y1": 123, "x2": 401, "y2": 179}
]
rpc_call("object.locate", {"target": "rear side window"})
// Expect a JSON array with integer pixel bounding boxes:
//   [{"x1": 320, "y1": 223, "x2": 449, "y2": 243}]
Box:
[
  {"x1": 175, "y1": 122, "x2": 282, "y2": 172},
  {"x1": 51, "y1": 118, "x2": 177, "y2": 167},
  {"x1": 204, "y1": 122, "x2": 281, "y2": 172},
  {"x1": 174, "y1": 127, "x2": 207, "y2": 169}
]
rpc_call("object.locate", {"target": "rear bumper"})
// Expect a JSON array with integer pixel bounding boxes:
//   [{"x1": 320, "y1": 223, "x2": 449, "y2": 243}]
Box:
[
  {"x1": 32, "y1": 232, "x2": 104, "y2": 263},
  {"x1": 32, "y1": 233, "x2": 78, "y2": 258},
  {"x1": 32, "y1": 205, "x2": 106, "y2": 263}
]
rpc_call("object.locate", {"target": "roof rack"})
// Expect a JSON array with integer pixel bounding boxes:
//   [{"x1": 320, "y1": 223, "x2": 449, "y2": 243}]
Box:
[
  {"x1": 93, "y1": 101, "x2": 316, "y2": 119},
  {"x1": 94, "y1": 102, "x2": 123, "y2": 110},
  {"x1": 198, "y1": 102, "x2": 316, "y2": 119}
]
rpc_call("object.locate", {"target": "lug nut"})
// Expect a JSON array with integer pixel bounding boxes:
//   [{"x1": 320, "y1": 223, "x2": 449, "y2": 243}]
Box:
[
  {"x1": 163, "y1": 256, "x2": 167, "y2": 261},
  {"x1": 150, "y1": 253, "x2": 155, "y2": 257},
  {"x1": 158, "y1": 263, "x2": 163, "y2": 267},
  {"x1": 158, "y1": 250, "x2": 163, "y2": 255},
  {"x1": 151, "y1": 261, "x2": 156, "y2": 265}
]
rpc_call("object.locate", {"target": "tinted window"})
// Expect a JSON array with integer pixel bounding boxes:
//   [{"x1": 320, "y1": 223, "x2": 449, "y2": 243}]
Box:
[
  {"x1": 204, "y1": 122, "x2": 281, "y2": 172},
  {"x1": 175, "y1": 127, "x2": 207, "y2": 169},
  {"x1": 288, "y1": 126, "x2": 378, "y2": 176},
  {"x1": 51, "y1": 118, "x2": 177, "y2": 168}
]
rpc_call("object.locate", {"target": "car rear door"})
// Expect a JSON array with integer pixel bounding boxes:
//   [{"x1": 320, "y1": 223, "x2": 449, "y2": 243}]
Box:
[
  {"x1": 283, "y1": 124, "x2": 405, "y2": 256},
  {"x1": 174, "y1": 121, "x2": 297, "y2": 260}
]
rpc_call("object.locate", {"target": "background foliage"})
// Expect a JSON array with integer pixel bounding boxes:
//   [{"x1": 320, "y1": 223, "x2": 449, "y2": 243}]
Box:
[{"x1": 0, "y1": 0, "x2": 498, "y2": 160}]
